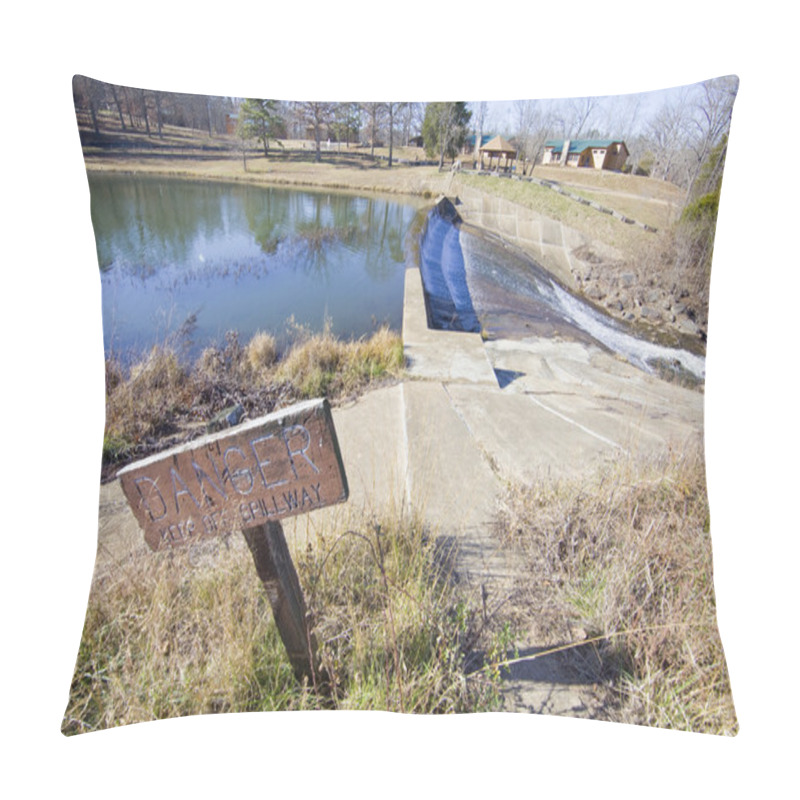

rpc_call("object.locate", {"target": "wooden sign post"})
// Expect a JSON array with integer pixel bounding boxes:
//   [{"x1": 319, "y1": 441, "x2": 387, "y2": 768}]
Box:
[{"x1": 117, "y1": 397, "x2": 349, "y2": 685}]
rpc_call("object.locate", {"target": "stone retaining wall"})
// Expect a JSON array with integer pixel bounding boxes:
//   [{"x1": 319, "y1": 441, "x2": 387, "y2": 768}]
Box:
[{"x1": 450, "y1": 181, "x2": 707, "y2": 345}]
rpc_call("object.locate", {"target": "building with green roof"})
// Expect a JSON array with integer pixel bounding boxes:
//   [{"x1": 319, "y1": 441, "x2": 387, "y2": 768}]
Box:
[{"x1": 543, "y1": 139, "x2": 629, "y2": 170}]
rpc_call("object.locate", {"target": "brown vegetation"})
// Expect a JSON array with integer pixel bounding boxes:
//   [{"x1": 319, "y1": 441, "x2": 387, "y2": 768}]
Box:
[
  {"x1": 497, "y1": 441, "x2": 737, "y2": 734},
  {"x1": 102, "y1": 325, "x2": 405, "y2": 478},
  {"x1": 62, "y1": 503, "x2": 504, "y2": 733}
]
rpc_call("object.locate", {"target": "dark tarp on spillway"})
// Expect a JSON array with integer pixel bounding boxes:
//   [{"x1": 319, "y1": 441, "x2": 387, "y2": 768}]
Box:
[{"x1": 417, "y1": 200, "x2": 480, "y2": 333}]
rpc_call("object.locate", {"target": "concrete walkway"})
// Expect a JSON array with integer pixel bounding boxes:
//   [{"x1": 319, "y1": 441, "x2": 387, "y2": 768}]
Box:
[{"x1": 96, "y1": 263, "x2": 704, "y2": 719}]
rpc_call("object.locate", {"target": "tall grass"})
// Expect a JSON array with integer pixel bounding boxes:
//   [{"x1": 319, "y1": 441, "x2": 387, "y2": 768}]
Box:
[
  {"x1": 62, "y1": 507, "x2": 502, "y2": 734},
  {"x1": 497, "y1": 439, "x2": 737, "y2": 735},
  {"x1": 275, "y1": 323, "x2": 404, "y2": 399},
  {"x1": 102, "y1": 325, "x2": 404, "y2": 471}
]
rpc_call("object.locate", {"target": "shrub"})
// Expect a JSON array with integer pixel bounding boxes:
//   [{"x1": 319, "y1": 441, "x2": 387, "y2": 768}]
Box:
[{"x1": 104, "y1": 346, "x2": 189, "y2": 446}]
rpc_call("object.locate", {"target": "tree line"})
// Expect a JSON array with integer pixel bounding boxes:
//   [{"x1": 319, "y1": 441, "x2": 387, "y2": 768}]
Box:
[{"x1": 74, "y1": 75, "x2": 736, "y2": 215}]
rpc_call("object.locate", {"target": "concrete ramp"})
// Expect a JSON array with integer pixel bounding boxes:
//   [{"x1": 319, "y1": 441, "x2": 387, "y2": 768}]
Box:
[
  {"x1": 399, "y1": 261, "x2": 704, "y2": 716},
  {"x1": 403, "y1": 266, "x2": 497, "y2": 384}
]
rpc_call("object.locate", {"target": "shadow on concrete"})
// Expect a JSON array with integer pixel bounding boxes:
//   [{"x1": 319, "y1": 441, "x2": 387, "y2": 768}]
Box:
[{"x1": 493, "y1": 368, "x2": 525, "y2": 389}]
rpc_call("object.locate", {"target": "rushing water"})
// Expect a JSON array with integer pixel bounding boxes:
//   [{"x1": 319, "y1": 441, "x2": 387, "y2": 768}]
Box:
[
  {"x1": 420, "y1": 208, "x2": 706, "y2": 380},
  {"x1": 90, "y1": 174, "x2": 419, "y2": 362}
]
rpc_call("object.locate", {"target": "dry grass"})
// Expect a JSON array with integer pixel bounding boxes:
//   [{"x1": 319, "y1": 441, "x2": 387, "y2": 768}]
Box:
[
  {"x1": 102, "y1": 346, "x2": 194, "y2": 462},
  {"x1": 497, "y1": 440, "x2": 737, "y2": 735},
  {"x1": 532, "y1": 164, "x2": 685, "y2": 205},
  {"x1": 276, "y1": 323, "x2": 404, "y2": 399},
  {"x1": 79, "y1": 115, "x2": 449, "y2": 199},
  {"x1": 245, "y1": 330, "x2": 279, "y2": 374},
  {"x1": 455, "y1": 172, "x2": 656, "y2": 259},
  {"x1": 102, "y1": 325, "x2": 404, "y2": 472},
  {"x1": 62, "y1": 505, "x2": 502, "y2": 734}
]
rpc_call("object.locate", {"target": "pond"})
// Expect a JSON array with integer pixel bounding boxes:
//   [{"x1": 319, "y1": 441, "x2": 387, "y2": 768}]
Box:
[{"x1": 90, "y1": 174, "x2": 420, "y2": 363}]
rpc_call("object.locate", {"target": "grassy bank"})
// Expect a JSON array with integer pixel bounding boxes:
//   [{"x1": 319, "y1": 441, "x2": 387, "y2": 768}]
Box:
[
  {"x1": 102, "y1": 323, "x2": 404, "y2": 476},
  {"x1": 79, "y1": 113, "x2": 450, "y2": 200},
  {"x1": 63, "y1": 503, "x2": 506, "y2": 733},
  {"x1": 497, "y1": 441, "x2": 737, "y2": 734},
  {"x1": 455, "y1": 171, "x2": 659, "y2": 259}
]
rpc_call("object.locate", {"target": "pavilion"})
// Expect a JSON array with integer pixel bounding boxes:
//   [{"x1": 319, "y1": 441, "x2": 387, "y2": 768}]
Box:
[{"x1": 479, "y1": 135, "x2": 518, "y2": 172}]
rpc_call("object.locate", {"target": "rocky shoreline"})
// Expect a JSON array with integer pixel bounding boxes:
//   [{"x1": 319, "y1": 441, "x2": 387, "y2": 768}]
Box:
[{"x1": 571, "y1": 244, "x2": 708, "y2": 345}]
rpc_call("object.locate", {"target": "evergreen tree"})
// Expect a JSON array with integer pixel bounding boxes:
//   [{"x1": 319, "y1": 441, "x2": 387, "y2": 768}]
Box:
[
  {"x1": 422, "y1": 102, "x2": 471, "y2": 170},
  {"x1": 237, "y1": 98, "x2": 284, "y2": 157}
]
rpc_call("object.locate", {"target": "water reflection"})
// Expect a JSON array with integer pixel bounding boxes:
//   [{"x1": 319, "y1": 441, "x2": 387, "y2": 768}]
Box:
[{"x1": 90, "y1": 175, "x2": 417, "y2": 361}]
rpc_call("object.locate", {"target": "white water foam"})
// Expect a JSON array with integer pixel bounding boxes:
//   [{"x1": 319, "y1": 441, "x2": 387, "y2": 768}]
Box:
[
  {"x1": 550, "y1": 282, "x2": 706, "y2": 379},
  {"x1": 458, "y1": 224, "x2": 705, "y2": 380}
]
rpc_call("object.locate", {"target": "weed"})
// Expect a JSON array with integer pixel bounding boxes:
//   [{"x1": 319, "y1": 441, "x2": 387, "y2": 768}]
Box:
[
  {"x1": 497, "y1": 440, "x2": 737, "y2": 734},
  {"x1": 245, "y1": 330, "x2": 278, "y2": 374},
  {"x1": 62, "y1": 507, "x2": 498, "y2": 733},
  {"x1": 101, "y1": 325, "x2": 405, "y2": 475}
]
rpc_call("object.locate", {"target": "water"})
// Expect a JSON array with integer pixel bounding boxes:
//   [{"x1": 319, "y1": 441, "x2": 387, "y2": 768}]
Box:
[
  {"x1": 420, "y1": 209, "x2": 706, "y2": 380},
  {"x1": 90, "y1": 174, "x2": 418, "y2": 362}
]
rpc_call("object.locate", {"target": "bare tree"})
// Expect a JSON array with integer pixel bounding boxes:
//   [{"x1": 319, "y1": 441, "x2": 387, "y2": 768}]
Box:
[
  {"x1": 383, "y1": 102, "x2": 408, "y2": 167},
  {"x1": 109, "y1": 83, "x2": 126, "y2": 130},
  {"x1": 154, "y1": 91, "x2": 164, "y2": 138},
  {"x1": 139, "y1": 88, "x2": 151, "y2": 136},
  {"x1": 566, "y1": 95, "x2": 600, "y2": 139},
  {"x1": 363, "y1": 103, "x2": 384, "y2": 156},
  {"x1": 513, "y1": 99, "x2": 554, "y2": 174},
  {"x1": 401, "y1": 102, "x2": 423, "y2": 147},
  {"x1": 646, "y1": 90, "x2": 692, "y2": 183},
  {"x1": 73, "y1": 76, "x2": 107, "y2": 134},
  {"x1": 470, "y1": 101, "x2": 488, "y2": 165},
  {"x1": 683, "y1": 76, "x2": 739, "y2": 201},
  {"x1": 299, "y1": 102, "x2": 336, "y2": 162}
]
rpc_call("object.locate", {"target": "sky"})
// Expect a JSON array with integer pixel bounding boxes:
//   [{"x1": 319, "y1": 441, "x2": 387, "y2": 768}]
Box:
[{"x1": 476, "y1": 77, "x2": 730, "y2": 139}]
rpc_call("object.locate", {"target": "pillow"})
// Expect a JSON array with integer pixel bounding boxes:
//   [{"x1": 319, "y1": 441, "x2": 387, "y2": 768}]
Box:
[{"x1": 64, "y1": 75, "x2": 738, "y2": 736}]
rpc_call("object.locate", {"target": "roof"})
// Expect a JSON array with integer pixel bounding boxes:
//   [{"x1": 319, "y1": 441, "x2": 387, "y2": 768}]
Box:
[
  {"x1": 545, "y1": 139, "x2": 627, "y2": 154},
  {"x1": 480, "y1": 135, "x2": 517, "y2": 154},
  {"x1": 466, "y1": 133, "x2": 494, "y2": 148}
]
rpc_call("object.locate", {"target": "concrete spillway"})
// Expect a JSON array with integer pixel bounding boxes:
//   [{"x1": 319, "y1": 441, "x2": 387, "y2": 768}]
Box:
[{"x1": 418, "y1": 203, "x2": 706, "y2": 381}]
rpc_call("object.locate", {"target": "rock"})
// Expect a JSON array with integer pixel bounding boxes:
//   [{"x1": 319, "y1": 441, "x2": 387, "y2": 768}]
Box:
[
  {"x1": 640, "y1": 305, "x2": 662, "y2": 321},
  {"x1": 585, "y1": 285, "x2": 606, "y2": 301},
  {"x1": 620, "y1": 272, "x2": 636, "y2": 287},
  {"x1": 207, "y1": 403, "x2": 245, "y2": 433}
]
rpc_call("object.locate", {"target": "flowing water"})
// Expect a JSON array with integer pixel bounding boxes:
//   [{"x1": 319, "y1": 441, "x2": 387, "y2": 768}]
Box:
[
  {"x1": 92, "y1": 174, "x2": 705, "y2": 381},
  {"x1": 419, "y1": 208, "x2": 706, "y2": 380}
]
